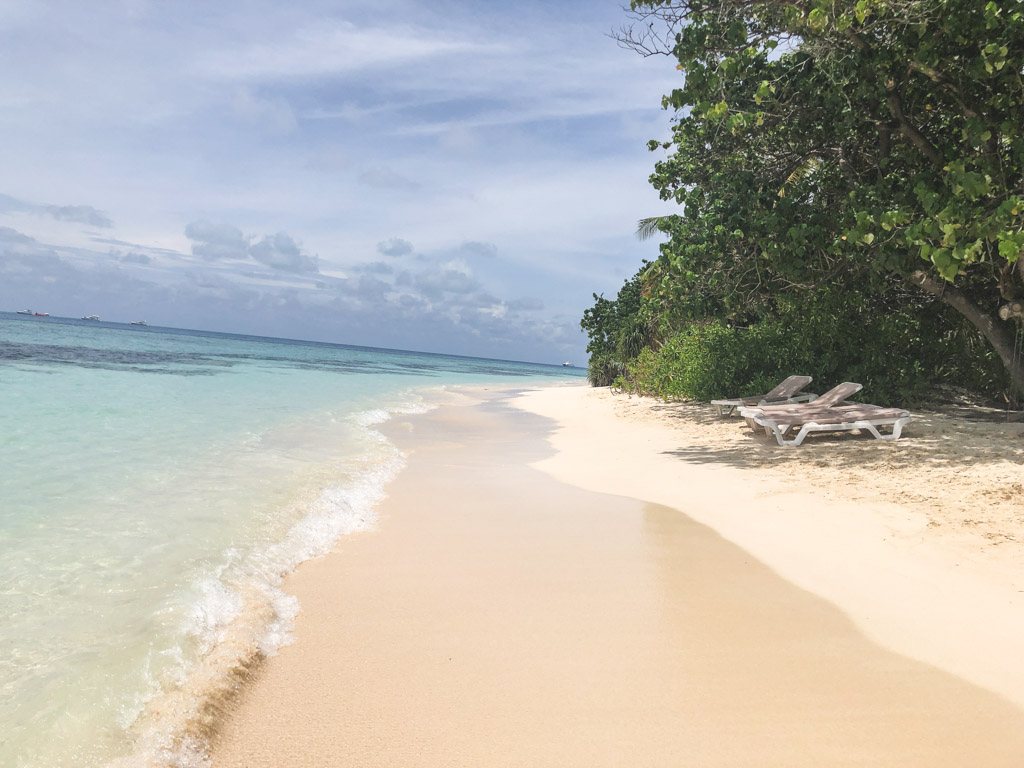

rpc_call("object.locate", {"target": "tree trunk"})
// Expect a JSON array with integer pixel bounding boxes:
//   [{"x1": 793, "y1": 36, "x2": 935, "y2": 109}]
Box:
[{"x1": 910, "y1": 270, "x2": 1024, "y2": 397}]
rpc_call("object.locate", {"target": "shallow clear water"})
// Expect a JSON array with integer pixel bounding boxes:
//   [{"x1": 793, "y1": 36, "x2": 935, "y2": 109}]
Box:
[{"x1": 0, "y1": 313, "x2": 581, "y2": 767}]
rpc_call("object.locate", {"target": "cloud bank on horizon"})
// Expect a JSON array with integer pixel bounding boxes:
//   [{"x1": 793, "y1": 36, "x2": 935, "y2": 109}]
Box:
[{"x1": 0, "y1": 0, "x2": 677, "y2": 363}]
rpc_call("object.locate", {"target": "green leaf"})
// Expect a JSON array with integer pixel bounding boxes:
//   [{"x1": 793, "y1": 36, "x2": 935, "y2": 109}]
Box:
[
  {"x1": 931, "y1": 247, "x2": 953, "y2": 272},
  {"x1": 807, "y1": 7, "x2": 828, "y2": 32},
  {"x1": 754, "y1": 80, "x2": 775, "y2": 105},
  {"x1": 998, "y1": 233, "x2": 1024, "y2": 263},
  {"x1": 705, "y1": 100, "x2": 729, "y2": 120}
]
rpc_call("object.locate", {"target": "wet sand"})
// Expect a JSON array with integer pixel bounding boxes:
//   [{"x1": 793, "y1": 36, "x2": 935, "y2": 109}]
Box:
[{"x1": 213, "y1": 389, "x2": 1024, "y2": 767}]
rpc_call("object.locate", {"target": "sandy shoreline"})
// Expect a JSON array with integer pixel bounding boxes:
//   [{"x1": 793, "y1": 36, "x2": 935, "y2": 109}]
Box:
[
  {"x1": 211, "y1": 384, "x2": 1024, "y2": 766},
  {"x1": 515, "y1": 386, "x2": 1024, "y2": 708}
]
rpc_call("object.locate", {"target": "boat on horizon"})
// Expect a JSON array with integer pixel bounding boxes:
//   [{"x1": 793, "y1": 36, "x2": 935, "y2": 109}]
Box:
[
  {"x1": 130, "y1": 320, "x2": 148, "y2": 326},
  {"x1": 81, "y1": 315, "x2": 101, "y2": 321},
  {"x1": 562, "y1": 361, "x2": 573, "y2": 367},
  {"x1": 33, "y1": 312, "x2": 50, "y2": 317},
  {"x1": 16, "y1": 309, "x2": 33, "y2": 315}
]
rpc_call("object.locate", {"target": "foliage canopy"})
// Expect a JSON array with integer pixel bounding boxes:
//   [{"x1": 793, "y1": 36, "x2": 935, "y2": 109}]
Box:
[{"x1": 585, "y1": 0, "x2": 1024, "y2": 401}]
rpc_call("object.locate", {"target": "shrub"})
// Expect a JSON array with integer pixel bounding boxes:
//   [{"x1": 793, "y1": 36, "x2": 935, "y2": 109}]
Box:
[
  {"x1": 587, "y1": 353, "x2": 625, "y2": 387},
  {"x1": 616, "y1": 289, "x2": 1009, "y2": 406}
]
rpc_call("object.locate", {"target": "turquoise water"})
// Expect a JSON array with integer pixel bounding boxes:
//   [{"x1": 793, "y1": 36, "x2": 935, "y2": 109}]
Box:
[{"x1": 0, "y1": 314, "x2": 581, "y2": 767}]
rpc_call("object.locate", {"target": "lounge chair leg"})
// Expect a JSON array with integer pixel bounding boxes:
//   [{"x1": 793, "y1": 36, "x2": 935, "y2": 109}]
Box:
[
  {"x1": 766, "y1": 423, "x2": 807, "y2": 447},
  {"x1": 784, "y1": 424, "x2": 812, "y2": 447},
  {"x1": 766, "y1": 424, "x2": 786, "y2": 446},
  {"x1": 876, "y1": 417, "x2": 908, "y2": 441},
  {"x1": 861, "y1": 417, "x2": 908, "y2": 441}
]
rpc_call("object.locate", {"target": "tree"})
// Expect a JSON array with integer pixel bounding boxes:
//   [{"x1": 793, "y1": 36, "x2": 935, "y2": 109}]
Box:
[
  {"x1": 580, "y1": 269, "x2": 656, "y2": 385},
  {"x1": 620, "y1": 0, "x2": 1024, "y2": 394}
]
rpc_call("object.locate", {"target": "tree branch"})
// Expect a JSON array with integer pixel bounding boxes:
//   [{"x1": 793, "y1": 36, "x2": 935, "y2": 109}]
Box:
[
  {"x1": 886, "y1": 79, "x2": 944, "y2": 170},
  {"x1": 907, "y1": 61, "x2": 979, "y2": 119},
  {"x1": 911, "y1": 270, "x2": 1024, "y2": 394}
]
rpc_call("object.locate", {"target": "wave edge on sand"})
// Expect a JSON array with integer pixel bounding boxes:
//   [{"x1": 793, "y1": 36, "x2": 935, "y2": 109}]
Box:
[{"x1": 107, "y1": 396, "x2": 435, "y2": 768}]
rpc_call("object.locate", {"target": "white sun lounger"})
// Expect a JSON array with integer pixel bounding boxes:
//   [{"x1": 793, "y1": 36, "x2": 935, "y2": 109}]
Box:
[
  {"x1": 710, "y1": 375, "x2": 816, "y2": 416},
  {"x1": 739, "y1": 403, "x2": 911, "y2": 447},
  {"x1": 739, "y1": 381, "x2": 864, "y2": 429}
]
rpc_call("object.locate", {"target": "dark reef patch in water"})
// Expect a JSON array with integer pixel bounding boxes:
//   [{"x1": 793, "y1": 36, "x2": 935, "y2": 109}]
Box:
[
  {"x1": 0, "y1": 341, "x2": 237, "y2": 375},
  {"x1": 0, "y1": 340, "x2": 564, "y2": 379}
]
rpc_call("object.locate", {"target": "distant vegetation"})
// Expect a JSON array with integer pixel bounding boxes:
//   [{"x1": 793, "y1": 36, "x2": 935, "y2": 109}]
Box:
[{"x1": 584, "y1": 0, "x2": 1024, "y2": 405}]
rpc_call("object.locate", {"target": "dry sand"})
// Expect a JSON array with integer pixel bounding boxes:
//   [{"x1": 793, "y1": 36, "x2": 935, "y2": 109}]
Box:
[
  {"x1": 212, "y1": 386, "x2": 1024, "y2": 767},
  {"x1": 513, "y1": 385, "x2": 1024, "y2": 712}
]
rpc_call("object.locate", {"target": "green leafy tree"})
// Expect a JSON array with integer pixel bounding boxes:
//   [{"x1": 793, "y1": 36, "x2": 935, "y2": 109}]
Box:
[
  {"x1": 580, "y1": 269, "x2": 656, "y2": 385},
  {"x1": 620, "y1": 0, "x2": 1024, "y2": 394}
]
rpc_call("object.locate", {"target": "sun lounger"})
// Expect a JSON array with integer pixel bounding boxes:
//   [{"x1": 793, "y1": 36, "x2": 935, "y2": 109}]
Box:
[
  {"x1": 738, "y1": 381, "x2": 863, "y2": 429},
  {"x1": 740, "y1": 403, "x2": 911, "y2": 447},
  {"x1": 710, "y1": 375, "x2": 816, "y2": 416}
]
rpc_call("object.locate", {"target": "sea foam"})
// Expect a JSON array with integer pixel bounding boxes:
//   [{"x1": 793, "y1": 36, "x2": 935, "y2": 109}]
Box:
[{"x1": 111, "y1": 400, "x2": 420, "y2": 768}]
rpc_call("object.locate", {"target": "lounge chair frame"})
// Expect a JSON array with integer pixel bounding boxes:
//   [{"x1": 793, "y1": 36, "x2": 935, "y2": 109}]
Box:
[
  {"x1": 711, "y1": 375, "x2": 817, "y2": 417},
  {"x1": 744, "y1": 411, "x2": 911, "y2": 447},
  {"x1": 712, "y1": 392, "x2": 817, "y2": 417},
  {"x1": 739, "y1": 381, "x2": 864, "y2": 429}
]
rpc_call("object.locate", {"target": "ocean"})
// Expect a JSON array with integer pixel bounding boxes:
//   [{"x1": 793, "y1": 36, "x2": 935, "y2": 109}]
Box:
[{"x1": 0, "y1": 313, "x2": 582, "y2": 767}]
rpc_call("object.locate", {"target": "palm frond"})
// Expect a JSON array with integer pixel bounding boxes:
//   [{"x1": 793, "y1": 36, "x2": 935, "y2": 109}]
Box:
[
  {"x1": 778, "y1": 156, "x2": 822, "y2": 198},
  {"x1": 636, "y1": 215, "x2": 675, "y2": 241}
]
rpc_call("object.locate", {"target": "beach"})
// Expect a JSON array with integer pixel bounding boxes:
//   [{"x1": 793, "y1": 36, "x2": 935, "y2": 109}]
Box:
[
  {"x1": 0, "y1": 316, "x2": 582, "y2": 767},
  {"x1": 212, "y1": 384, "x2": 1024, "y2": 767},
  {"x1": 7, "y1": 2, "x2": 1024, "y2": 766}
]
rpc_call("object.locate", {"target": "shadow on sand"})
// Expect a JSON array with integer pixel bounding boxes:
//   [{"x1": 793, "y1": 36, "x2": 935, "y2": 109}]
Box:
[{"x1": 649, "y1": 401, "x2": 1024, "y2": 472}]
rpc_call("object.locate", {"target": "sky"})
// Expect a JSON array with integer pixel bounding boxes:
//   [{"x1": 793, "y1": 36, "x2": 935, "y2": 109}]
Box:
[{"x1": 0, "y1": 0, "x2": 679, "y2": 364}]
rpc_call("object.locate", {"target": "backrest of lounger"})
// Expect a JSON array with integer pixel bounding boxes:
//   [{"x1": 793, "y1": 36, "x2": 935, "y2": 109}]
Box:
[
  {"x1": 814, "y1": 381, "x2": 863, "y2": 406},
  {"x1": 762, "y1": 375, "x2": 812, "y2": 401}
]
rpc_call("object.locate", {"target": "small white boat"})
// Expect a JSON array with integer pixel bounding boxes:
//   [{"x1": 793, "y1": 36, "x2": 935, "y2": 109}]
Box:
[
  {"x1": 562, "y1": 361, "x2": 573, "y2": 367},
  {"x1": 33, "y1": 312, "x2": 50, "y2": 317},
  {"x1": 16, "y1": 309, "x2": 33, "y2": 315},
  {"x1": 130, "y1": 320, "x2": 148, "y2": 326},
  {"x1": 81, "y1": 315, "x2": 100, "y2": 321}
]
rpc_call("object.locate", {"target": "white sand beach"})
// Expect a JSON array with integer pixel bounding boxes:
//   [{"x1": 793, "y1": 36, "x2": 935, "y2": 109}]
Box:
[
  {"x1": 515, "y1": 385, "x2": 1024, "y2": 708},
  {"x1": 212, "y1": 384, "x2": 1024, "y2": 767}
]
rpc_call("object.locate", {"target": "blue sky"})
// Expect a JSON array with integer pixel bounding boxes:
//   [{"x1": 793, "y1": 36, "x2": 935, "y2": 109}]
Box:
[{"x1": 0, "y1": 0, "x2": 677, "y2": 363}]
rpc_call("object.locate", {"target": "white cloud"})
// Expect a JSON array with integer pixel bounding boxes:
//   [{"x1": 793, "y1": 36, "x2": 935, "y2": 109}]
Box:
[
  {"x1": 249, "y1": 232, "x2": 318, "y2": 273},
  {"x1": 358, "y1": 167, "x2": 420, "y2": 191},
  {"x1": 377, "y1": 238, "x2": 413, "y2": 257},
  {"x1": 185, "y1": 221, "x2": 319, "y2": 274},
  {"x1": 352, "y1": 260, "x2": 394, "y2": 275},
  {"x1": 185, "y1": 220, "x2": 249, "y2": 261},
  {"x1": 0, "y1": 225, "x2": 36, "y2": 246},
  {"x1": 458, "y1": 240, "x2": 498, "y2": 259},
  {"x1": 0, "y1": 193, "x2": 113, "y2": 228},
  {"x1": 0, "y1": 1, "x2": 680, "y2": 361},
  {"x1": 439, "y1": 258, "x2": 471, "y2": 276},
  {"x1": 508, "y1": 296, "x2": 544, "y2": 311},
  {"x1": 197, "y1": 21, "x2": 490, "y2": 80},
  {"x1": 415, "y1": 263, "x2": 478, "y2": 298},
  {"x1": 46, "y1": 205, "x2": 113, "y2": 228}
]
